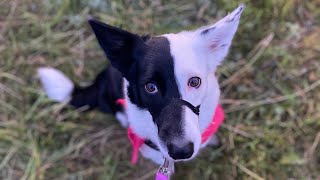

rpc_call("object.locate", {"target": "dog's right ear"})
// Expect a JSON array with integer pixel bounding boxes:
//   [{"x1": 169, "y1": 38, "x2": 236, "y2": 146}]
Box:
[
  {"x1": 89, "y1": 19, "x2": 146, "y2": 77},
  {"x1": 193, "y1": 4, "x2": 244, "y2": 72}
]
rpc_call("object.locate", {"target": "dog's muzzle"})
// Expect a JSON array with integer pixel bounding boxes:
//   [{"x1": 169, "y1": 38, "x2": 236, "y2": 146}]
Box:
[{"x1": 164, "y1": 99, "x2": 200, "y2": 160}]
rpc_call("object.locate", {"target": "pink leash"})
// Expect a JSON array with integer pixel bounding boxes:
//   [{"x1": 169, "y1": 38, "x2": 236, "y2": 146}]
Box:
[
  {"x1": 201, "y1": 104, "x2": 224, "y2": 143},
  {"x1": 116, "y1": 99, "x2": 145, "y2": 165},
  {"x1": 156, "y1": 172, "x2": 169, "y2": 180},
  {"x1": 156, "y1": 159, "x2": 173, "y2": 180},
  {"x1": 127, "y1": 127, "x2": 144, "y2": 164}
]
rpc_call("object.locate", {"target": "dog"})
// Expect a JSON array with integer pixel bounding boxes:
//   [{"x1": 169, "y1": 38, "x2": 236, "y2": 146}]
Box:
[{"x1": 38, "y1": 4, "x2": 244, "y2": 165}]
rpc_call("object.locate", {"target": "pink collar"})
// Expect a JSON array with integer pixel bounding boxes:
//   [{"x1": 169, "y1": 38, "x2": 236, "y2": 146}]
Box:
[{"x1": 116, "y1": 99, "x2": 225, "y2": 164}]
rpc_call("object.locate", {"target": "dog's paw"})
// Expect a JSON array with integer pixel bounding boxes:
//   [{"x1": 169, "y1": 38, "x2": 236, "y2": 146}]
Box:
[{"x1": 37, "y1": 67, "x2": 74, "y2": 102}]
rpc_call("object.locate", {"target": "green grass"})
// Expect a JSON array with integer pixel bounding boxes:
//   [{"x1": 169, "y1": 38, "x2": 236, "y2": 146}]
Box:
[{"x1": 0, "y1": 0, "x2": 319, "y2": 179}]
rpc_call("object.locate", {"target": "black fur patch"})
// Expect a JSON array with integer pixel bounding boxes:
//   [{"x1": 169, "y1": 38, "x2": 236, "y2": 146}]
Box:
[
  {"x1": 126, "y1": 36, "x2": 184, "y2": 142},
  {"x1": 70, "y1": 65, "x2": 124, "y2": 114},
  {"x1": 89, "y1": 19, "x2": 147, "y2": 78}
]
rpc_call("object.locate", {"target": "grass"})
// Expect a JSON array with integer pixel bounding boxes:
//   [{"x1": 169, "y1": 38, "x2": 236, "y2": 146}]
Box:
[{"x1": 0, "y1": 0, "x2": 319, "y2": 179}]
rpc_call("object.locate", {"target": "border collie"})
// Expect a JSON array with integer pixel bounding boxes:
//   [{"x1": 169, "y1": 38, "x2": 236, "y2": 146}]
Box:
[{"x1": 38, "y1": 5, "x2": 244, "y2": 165}]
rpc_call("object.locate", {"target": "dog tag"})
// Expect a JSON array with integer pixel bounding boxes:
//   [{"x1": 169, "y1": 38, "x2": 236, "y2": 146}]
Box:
[{"x1": 156, "y1": 158, "x2": 174, "y2": 180}]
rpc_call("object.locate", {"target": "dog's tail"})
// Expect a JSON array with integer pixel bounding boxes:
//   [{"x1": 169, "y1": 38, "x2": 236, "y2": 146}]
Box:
[
  {"x1": 37, "y1": 67, "x2": 128, "y2": 126},
  {"x1": 37, "y1": 67, "x2": 74, "y2": 102},
  {"x1": 37, "y1": 67, "x2": 100, "y2": 110}
]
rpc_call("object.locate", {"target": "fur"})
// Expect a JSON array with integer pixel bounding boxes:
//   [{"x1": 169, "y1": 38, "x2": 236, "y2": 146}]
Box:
[{"x1": 37, "y1": 67, "x2": 74, "y2": 102}]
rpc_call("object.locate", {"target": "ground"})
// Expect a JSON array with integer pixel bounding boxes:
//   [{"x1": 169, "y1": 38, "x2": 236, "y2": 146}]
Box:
[{"x1": 0, "y1": 0, "x2": 319, "y2": 179}]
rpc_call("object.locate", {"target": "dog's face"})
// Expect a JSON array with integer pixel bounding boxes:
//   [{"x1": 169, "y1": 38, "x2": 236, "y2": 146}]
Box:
[{"x1": 90, "y1": 5, "x2": 244, "y2": 161}]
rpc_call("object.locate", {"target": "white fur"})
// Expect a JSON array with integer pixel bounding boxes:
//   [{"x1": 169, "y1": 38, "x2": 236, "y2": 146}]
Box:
[
  {"x1": 194, "y1": 4, "x2": 245, "y2": 71},
  {"x1": 182, "y1": 107, "x2": 201, "y2": 159},
  {"x1": 115, "y1": 112, "x2": 129, "y2": 127},
  {"x1": 37, "y1": 67, "x2": 74, "y2": 102},
  {"x1": 162, "y1": 33, "x2": 221, "y2": 159},
  {"x1": 139, "y1": 144, "x2": 164, "y2": 165},
  {"x1": 124, "y1": 80, "x2": 173, "y2": 161},
  {"x1": 139, "y1": 145, "x2": 175, "y2": 172},
  {"x1": 123, "y1": 79, "x2": 162, "y2": 147},
  {"x1": 199, "y1": 72, "x2": 221, "y2": 132}
]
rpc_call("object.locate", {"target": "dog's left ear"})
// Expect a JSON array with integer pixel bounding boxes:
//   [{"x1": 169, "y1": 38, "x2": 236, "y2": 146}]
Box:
[
  {"x1": 89, "y1": 19, "x2": 147, "y2": 78},
  {"x1": 193, "y1": 4, "x2": 245, "y2": 71}
]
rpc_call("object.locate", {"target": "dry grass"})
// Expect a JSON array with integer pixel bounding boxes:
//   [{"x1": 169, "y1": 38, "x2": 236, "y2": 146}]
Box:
[{"x1": 0, "y1": 0, "x2": 319, "y2": 179}]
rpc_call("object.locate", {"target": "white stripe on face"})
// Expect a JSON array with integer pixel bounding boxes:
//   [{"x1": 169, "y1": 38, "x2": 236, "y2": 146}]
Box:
[{"x1": 163, "y1": 32, "x2": 207, "y2": 158}]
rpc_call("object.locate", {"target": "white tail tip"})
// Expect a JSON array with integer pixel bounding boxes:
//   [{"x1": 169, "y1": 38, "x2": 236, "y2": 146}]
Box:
[{"x1": 37, "y1": 67, "x2": 74, "y2": 102}]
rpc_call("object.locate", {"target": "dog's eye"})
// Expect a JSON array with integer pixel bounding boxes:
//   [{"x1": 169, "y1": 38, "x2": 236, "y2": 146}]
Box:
[
  {"x1": 145, "y1": 82, "x2": 158, "y2": 94},
  {"x1": 188, "y1": 77, "x2": 201, "y2": 88}
]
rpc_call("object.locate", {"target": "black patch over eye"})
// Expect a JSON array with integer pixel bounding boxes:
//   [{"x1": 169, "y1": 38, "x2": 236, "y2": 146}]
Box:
[
  {"x1": 188, "y1": 77, "x2": 201, "y2": 88},
  {"x1": 145, "y1": 82, "x2": 158, "y2": 94}
]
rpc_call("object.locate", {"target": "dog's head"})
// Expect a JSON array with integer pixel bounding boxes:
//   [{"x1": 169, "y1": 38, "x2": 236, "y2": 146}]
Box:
[{"x1": 89, "y1": 5, "x2": 244, "y2": 161}]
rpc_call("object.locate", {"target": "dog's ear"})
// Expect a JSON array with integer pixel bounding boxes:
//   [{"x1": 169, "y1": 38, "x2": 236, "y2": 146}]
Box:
[
  {"x1": 193, "y1": 4, "x2": 245, "y2": 71},
  {"x1": 89, "y1": 19, "x2": 146, "y2": 76}
]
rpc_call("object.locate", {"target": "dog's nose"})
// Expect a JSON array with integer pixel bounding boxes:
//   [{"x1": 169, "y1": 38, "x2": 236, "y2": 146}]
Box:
[{"x1": 168, "y1": 142, "x2": 194, "y2": 160}]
